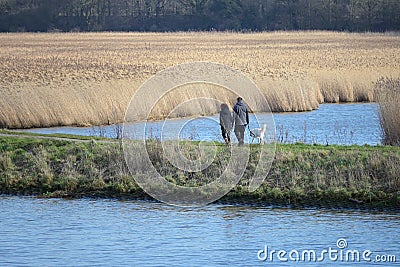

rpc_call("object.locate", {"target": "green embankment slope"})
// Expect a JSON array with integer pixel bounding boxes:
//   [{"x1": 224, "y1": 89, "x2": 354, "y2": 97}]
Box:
[{"x1": 0, "y1": 132, "x2": 399, "y2": 209}]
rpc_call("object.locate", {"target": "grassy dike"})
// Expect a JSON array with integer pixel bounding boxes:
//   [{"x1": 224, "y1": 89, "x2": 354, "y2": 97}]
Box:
[{"x1": 0, "y1": 132, "x2": 399, "y2": 210}]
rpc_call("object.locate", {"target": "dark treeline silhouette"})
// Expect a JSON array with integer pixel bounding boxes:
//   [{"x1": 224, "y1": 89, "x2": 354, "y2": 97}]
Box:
[{"x1": 0, "y1": 0, "x2": 399, "y2": 32}]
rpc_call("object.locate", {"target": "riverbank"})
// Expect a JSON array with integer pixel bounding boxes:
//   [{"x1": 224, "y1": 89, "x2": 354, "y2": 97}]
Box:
[{"x1": 0, "y1": 133, "x2": 399, "y2": 210}]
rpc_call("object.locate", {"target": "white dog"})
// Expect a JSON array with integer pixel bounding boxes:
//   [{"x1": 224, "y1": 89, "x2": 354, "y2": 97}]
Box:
[{"x1": 250, "y1": 124, "x2": 267, "y2": 144}]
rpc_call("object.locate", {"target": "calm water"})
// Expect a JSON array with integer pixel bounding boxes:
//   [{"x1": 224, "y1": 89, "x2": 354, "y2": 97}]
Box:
[
  {"x1": 0, "y1": 196, "x2": 399, "y2": 267},
  {"x1": 23, "y1": 103, "x2": 382, "y2": 146}
]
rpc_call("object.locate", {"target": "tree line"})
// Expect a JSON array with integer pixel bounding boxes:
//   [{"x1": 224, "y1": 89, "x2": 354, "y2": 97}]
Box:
[{"x1": 0, "y1": 0, "x2": 399, "y2": 32}]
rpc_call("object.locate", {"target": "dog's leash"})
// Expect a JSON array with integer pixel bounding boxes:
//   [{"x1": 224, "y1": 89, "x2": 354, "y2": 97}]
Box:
[{"x1": 248, "y1": 125, "x2": 256, "y2": 138}]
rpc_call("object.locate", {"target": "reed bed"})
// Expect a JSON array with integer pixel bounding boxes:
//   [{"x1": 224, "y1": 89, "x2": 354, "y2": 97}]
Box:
[
  {"x1": 0, "y1": 31, "x2": 399, "y2": 129},
  {"x1": 376, "y1": 77, "x2": 400, "y2": 146}
]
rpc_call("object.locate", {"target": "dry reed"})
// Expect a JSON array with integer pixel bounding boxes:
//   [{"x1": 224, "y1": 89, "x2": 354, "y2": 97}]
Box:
[
  {"x1": 0, "y1": 31, "x2": 399, "y2": 129},
  {"x1": 376, "y1": 77, "x2": 400, "y2": 146}
]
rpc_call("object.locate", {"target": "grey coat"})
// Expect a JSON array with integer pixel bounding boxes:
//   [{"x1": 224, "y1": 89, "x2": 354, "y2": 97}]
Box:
[{"x1": 233, "y1": 100, "x2": 249, "y2": 126}]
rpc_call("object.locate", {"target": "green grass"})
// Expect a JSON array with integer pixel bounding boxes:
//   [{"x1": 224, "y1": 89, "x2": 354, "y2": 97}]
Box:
[
  {"x1": 227, "y1": 143, "x2": 400, "y2": 209},
  {"x1": 0, "y1": 129, "x2": 108, "y2": 141},
  {"x1": 0, "y1": 134, "x2": 399, "y2": 210}
]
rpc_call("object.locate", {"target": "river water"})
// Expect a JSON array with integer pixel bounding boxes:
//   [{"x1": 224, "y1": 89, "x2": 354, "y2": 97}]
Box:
[
  {"x1": 0, "y1": 196, "x2": 399, "y2": 266},
  {"x1": 23, "y1": 103, "x2": 382, "y2": 146}
]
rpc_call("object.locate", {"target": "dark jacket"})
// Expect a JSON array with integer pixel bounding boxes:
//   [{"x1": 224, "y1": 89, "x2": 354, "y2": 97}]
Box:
[
  {"x1": 220, "y1": 106, "x2": 234, "y2": 131},
  {"x1": 233, "y1": 100, "x2": 249, "y2": 126}
]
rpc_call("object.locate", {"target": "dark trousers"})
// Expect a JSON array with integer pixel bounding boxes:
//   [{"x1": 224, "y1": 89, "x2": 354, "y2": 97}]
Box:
[
  {"x1": 235, "y1": 125, "x2": 246, "y2": 146},
  {"x1": 221, "y1": 126, "x2": 231, "y2": 143}
]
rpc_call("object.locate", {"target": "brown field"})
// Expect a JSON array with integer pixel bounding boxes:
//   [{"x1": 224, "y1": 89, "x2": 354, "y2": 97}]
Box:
[{"x1": 0, "y1": 31, "x2": 399, "y2": 129}]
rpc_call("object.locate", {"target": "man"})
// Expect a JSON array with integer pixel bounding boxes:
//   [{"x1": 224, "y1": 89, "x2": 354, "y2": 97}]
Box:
[{"x1": 233, "y1": 97, "x2": 249, "y2": 146}]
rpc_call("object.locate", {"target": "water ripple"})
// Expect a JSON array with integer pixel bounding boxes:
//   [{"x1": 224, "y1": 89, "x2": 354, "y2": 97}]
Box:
[{"x1": 0, "y1": 196, "x2": 399, "y2": 266}]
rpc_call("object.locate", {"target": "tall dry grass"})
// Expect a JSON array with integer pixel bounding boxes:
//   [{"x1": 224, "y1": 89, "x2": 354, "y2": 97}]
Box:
[
  {"x1": 0, "y1": 31, "x2": 399, "y2": 129},
  {"x1": 376, "y1": 78, "x2": 400, "y2": 146}
]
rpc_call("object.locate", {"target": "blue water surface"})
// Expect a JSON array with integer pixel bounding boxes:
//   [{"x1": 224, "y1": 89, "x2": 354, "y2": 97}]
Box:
[
  {"x1": 23, "y1": 103, "x2": 382, "y2": 145},
  {"x1": 0, "y1": 196, "x2": 399, "y2": 267}
]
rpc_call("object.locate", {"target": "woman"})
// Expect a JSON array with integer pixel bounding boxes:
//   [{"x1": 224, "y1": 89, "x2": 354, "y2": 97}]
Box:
[{"x1": 220, "y1": 103, "x2": 234, "y2": 145}]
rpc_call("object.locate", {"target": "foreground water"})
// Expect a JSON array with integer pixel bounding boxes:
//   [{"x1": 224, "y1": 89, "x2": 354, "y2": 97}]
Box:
[
  {"x1": 0, "y1": 196, "x2": 398, "y2": 266},
  {"x1": 23, "y1": 103, "x2": 382, "y2": 145}
]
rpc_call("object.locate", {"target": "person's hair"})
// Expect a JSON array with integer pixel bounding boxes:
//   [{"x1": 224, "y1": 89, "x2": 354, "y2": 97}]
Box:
[
  {"x1": 220, "y1": 103, "x2": 230, "y2": 111},
  {"x1": 237, "y1": 97, "x2": 243, "y2": 102}
]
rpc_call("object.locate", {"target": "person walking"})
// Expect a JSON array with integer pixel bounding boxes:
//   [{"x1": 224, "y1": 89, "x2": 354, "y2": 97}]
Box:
[
  {"x1": 220, "y1": 103, "x2": 233, "y2": 146},
  {"x1": 233, "y1": 97, "x2": 249, "y2": 146}
]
